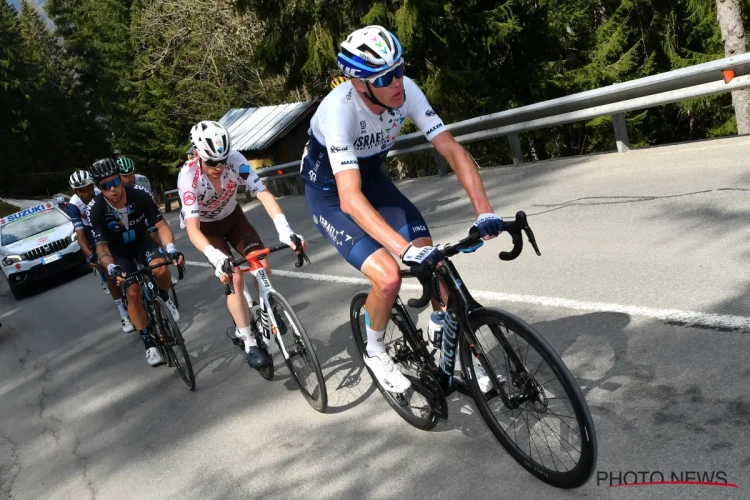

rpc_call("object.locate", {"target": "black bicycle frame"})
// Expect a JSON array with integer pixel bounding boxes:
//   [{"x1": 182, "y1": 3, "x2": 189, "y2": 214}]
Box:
[{"x1": 397, "y1": 257, "x2": 526, "y2": 408}]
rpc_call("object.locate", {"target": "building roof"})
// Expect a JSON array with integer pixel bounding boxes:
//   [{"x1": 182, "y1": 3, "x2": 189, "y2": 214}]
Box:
[{"x1": 218, "y1": 101, "x2": 317, "y2": 152}]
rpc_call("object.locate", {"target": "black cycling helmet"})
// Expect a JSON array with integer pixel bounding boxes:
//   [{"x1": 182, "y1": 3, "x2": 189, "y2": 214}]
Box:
[{"x1": 90, "y1": 158, "x2": 120, "y2": 182}]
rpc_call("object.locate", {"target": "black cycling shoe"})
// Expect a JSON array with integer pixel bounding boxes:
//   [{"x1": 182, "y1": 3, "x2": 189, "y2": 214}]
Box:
[{"x1": 245, "y1": 346, "x2": 269, "y2": 369}]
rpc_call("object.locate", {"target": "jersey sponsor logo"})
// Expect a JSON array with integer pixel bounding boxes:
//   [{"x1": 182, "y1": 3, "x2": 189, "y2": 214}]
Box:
[
  {"x1": 340, "y1": 160, "x2": 358, "y2": 166},
  {"x1": 412, "y1": 225, "x2": 427, "y2": 233},
  {"x1": 329, "y1": 145, "x2": 349, "y2": 154},
  {"x1": 206, "y1": 179, "x2": 236, "y2": 209},
  {"x1": 426, "y1": 123, "x2": 443, "y2": 135},
  {"x1": 318, "y1": 215, "x2": 353, "y2": 246},
  {"x1": 354, "y1": 132, "x2": 384, "y2": 150},
  {"x1": 183, "y1": 192, "x2": 196, "y2": 205},
  {"x1": 192, "y1": 167, "x2": 200, "y2": 189},
  {"x1": 426, "y1": 109, "x2": 436, "y2": 117},
  {"x1": 1, "y1": 203, "x2": 54, "y2": 225},
  {"x1": 360, "y1": 120, "x2": 366, "y2": 130},
  {"x1": 346, "y1": 88, "x2": 353, "y2": 99}
]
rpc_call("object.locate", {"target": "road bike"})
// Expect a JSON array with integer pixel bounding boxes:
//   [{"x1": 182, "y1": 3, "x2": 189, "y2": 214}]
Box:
[
  {"x1": 222, "y1": 236, "x2": 327, "y2": 412},
  {"x1": 350, "y1": 212, "x2": 596, "y2": 488},
  {"x1": 121, "y1": 261, "x2": 194, "y2": 390}
]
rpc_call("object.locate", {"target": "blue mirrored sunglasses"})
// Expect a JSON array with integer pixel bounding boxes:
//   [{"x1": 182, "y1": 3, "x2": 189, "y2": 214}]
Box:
[
  {"x1": 100, "y1": 177, "x2": 122, "y2": 191},
  {"x1": 369, "y1": 61, "x2": 405, "y2": 88}
]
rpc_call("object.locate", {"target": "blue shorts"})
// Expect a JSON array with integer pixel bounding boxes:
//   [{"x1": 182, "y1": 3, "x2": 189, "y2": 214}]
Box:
[{"x1": 305, "y1": 171, "x2": 431, "y2": 270}]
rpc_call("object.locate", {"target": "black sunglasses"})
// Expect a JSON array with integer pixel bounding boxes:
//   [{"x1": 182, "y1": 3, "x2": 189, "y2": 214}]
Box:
[{"x1": 203, "y1": 158, "x2": 224, "y2": 168}]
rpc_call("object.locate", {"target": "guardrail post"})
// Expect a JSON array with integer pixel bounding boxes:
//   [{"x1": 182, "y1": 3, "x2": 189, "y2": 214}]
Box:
[
  {"x1": 612, "y1": 113, "x2": 630, "y2": 152},
  {"x1": 433, "y1": 151, "x2": 448, "y2": 177},
  {"x1": 380, "y1": 158, "x2": 390, "y2": 178},
  {"x1": 508, "y1": 133, "x2": 524, "y2": 166},
  {"x1": 295, "y1": 173, "x2": 306, "y2": 195}
]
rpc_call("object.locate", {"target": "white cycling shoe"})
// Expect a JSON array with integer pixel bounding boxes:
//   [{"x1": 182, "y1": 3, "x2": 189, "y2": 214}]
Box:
[
  {"x1": 146, "y1": 347, "x2": 164, "y2": 367},
  {"x1": 102, "y1": 281, "x2": 110, "y2": 295},
  {"x1": 471, "y1": 358, "x2": 506, "y2": 393},
  {"x1": 363, "y1": 351, "x2": 411, "y2": 393},
  {"x1": 171, "y1": 275, "x2": 178, "y2": 285},
  {"x1": 121, "y1": 317, "x2": 135, "y2": 333},
  {"x1": 164, "y1": 299, "x2": 179, "y2": 322}
]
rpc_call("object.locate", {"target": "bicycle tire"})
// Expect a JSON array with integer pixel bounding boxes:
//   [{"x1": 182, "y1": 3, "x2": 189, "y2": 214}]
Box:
[
  {"x1": 154, "y1": 297, "x2": 195, "y2": 390},
  {"x1": 268, "y1": 291, "x2": 327, "y2": 412},
  {"x1": 255, "y1": 331, "x2": 275, "y2": 381},
  {"x1": 459, "y1": 307, "x2": 597, "y2": 488},
  {"x1": 350, "y1": 292, "x2": 439, "y2": 430},
  {"x1": 168, "y1": 283, "x2": 179, "y2": 310}
]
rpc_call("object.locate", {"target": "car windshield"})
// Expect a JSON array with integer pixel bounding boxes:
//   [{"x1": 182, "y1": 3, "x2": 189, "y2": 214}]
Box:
[{"x1": 0, "y1": 209, "x2": 69, "y2": 246}]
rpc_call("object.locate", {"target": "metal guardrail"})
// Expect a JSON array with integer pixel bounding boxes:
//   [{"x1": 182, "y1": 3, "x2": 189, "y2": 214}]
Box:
[{"x1": 255, "y1": 53, "x2": 750, "y2": 181}]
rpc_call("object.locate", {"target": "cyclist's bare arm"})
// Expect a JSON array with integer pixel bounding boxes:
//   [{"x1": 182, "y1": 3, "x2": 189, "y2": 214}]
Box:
[
  {"x1": 184, "y1": 217, "x2": 210, "y2": 254},
  {"x1": 431, "y1": 131, "x2": 494, "y2": 216},
  {"x1": 76, "y1": 228, "x2": 93, "y2": 258},
  {"x1": 256, "y1": 190, "x2": 284, "y2": 218},
  {"x1": 335, "y1": 169, "x2": 410, "y2": 256},
  {"x1": 255, "y1": 190, "x2": 306, "y2": 252},
  {"x1": 96, "y1": 241, "x2": 114, "y2": 268},
  {"x1": 154, "y1": 220, "x2": 176, "y2": 248}
]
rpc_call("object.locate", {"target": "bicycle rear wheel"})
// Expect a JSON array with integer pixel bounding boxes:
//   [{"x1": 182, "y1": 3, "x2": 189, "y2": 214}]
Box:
[
  {"x1": 268, "y1": 291, "x2": 327, "y2": 412},
  {"x1": 459, "y1": 307, "x2": 596, "y2": 488},
  {"x1": 350, "y1": 292, "x2": 439, "y2": 430},
  {"x1": 154, "y1": 297, "x2": 195, "y2": 390}
]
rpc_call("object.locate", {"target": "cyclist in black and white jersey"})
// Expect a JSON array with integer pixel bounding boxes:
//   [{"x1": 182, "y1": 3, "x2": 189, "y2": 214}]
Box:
[
  {"x1": 301, "y1": 26, "x2": 504, "y2": 392},
  {"x1": 89, "y1": 159, "x2": 184, "y2": 367},
  {"x1": 117, "y1": 156, "x2": 179, "y2": 286},
  {"x1": 178, "y1": 120, "x2": 305, "y2": 369},
  {"x1": 67, "y1": 170, "x2": 134, "y2": 333}
]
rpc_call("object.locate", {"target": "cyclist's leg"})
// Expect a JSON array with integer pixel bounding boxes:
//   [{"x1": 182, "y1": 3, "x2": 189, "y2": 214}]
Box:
[
  {"x1": 114, "y1": 254, "x2": 146, "y2": 330},
  {"x1": 306, "y1": 181, "x2": 412, "y2": 391},
  {"x1": 358, "y1": 173, "x2": 432, "y2": 343},
  {"x1": 227, "y1": 206, "x2": 271, "y2": 286},
  {"x1": 200, "y1": 209, "x2": 252, "y2": 329},
  {"x1": 137, "y1": 237, "x2": 179, "y2": 320}
]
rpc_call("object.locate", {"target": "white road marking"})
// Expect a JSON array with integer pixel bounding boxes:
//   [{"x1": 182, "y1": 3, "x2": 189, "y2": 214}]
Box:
[{"x1": 184, "y1": 261, "x2": 750, "y2": 330}]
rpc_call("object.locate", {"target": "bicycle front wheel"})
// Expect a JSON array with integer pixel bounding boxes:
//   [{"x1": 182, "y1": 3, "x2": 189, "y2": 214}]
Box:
[
  {"x1": 154, "y1": 297, "x2": 195, "y2": 390},
  {"x1": 168, "y1": 283, "x2": 179, "y2": 310},
  {"x1": 459, "y1": 307, "x2": 596, "y2": 488},
  {"x1": 269, "y1": 291, "x2": 327, "y2": 412}
]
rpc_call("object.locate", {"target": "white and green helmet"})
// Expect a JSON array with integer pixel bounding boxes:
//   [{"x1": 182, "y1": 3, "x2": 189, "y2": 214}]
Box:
[{"x1": 117, "y1": 156, "x2": 136, "y2": 174}]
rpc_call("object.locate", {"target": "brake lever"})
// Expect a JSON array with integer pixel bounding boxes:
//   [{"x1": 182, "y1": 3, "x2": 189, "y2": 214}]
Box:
[
  {"x1": 290, "y1": 235, "x2": 311, "y2": 268},
  {"x1": 222, "y1": 261, "x2": 234, "y2": 295},
  {"x1": 524, "y1": 225, "x2": 541, "y2": 256}
]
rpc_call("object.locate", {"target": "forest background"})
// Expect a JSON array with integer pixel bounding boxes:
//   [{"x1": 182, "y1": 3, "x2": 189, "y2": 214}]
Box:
[{"x1": 2, "y1": 0, "x2": 749, "y2": 198}]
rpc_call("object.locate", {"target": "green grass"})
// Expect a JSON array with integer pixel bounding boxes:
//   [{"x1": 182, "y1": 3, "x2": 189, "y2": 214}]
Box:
[{"x1": 0, "y1": 202, "x2": 20, "y2": 217}]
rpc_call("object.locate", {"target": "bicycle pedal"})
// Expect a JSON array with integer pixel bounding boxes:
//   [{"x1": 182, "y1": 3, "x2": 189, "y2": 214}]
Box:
[{"x1": 231, "y1": 338, "x2": 244, "y2": 348}]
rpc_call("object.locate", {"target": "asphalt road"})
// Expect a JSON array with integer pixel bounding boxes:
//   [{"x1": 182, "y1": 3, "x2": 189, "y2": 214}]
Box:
[{"x1": 2, "y1": 136, "x2": 750, "y2": 499}]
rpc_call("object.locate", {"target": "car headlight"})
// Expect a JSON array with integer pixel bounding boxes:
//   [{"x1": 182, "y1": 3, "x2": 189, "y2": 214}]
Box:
[
  {"x1": 69, "y1": 232, "x2": 78, "y2": 244},
  {"x1": 2, "y1": 255, "x2": 22, "y2": 266}
]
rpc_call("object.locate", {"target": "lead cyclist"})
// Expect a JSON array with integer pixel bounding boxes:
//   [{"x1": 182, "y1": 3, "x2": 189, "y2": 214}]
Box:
[
  {"x1": 301, "y1": 25, "x2": 504, "y2": 393},
  {"x1": 179, "y1": 121, "x2": 306, "y2": 370}
]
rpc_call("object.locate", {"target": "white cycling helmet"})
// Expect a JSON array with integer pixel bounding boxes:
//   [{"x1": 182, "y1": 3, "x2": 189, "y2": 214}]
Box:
[
  {"x1": 337, "y1": 25, "x2": 403, "y2": 79},
  {"x1": 69, "y1": 170, "x2": 94, "y2": 189},
  {"x1": 190, "y1": 121, "x2": 231, "y2": 162}
]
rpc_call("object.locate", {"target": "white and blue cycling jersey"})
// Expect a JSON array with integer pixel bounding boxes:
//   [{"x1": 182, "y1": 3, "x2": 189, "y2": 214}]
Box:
[
  {"x1": 66, "y1": 188, "x2": 102, "y2": 232},
  {"x1": 301, "y1": 76, "x2": 446, "y2": 189},
  {"x1": 301, "y1": 77, "x2": 447, "y2": 270}
]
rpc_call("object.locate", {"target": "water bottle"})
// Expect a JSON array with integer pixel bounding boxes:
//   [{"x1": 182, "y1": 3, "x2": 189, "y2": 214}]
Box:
[
  {"x1": 428, "y1": 311, "x2": 446, "y2": 346},
  {"x1": 439, "y1": 313, "x2": 458, "y2": 379}
]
